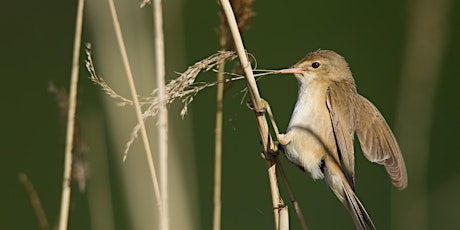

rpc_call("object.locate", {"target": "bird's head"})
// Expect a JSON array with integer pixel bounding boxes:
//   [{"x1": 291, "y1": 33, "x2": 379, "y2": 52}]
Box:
[{"x1": 278, "y1": 50, "x2": 353, "y2": 83}]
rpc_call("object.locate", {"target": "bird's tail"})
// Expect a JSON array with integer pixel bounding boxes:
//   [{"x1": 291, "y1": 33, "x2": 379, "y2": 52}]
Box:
[
  {"x1": 342, "y1": 179, "x2": 376, "y2": 230},
  {"x1": 325, "y1": 158, "x2": 376, "y2": 230}
]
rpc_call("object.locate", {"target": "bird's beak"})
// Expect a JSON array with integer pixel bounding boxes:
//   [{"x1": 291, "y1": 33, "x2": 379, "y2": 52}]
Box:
[{"x1": 276, "y1": 67, "x2": 304, "y2": 75}]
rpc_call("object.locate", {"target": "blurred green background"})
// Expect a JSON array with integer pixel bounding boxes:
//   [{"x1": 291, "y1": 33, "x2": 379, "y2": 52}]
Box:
[{"x1": 2, "y1": 0, "x2": 460, "y2": 229}]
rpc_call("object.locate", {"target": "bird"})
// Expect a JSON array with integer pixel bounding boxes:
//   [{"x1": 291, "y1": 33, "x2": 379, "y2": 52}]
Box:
[{"x1": 272, "y1": 49, "x2": 408, "y2": 230}]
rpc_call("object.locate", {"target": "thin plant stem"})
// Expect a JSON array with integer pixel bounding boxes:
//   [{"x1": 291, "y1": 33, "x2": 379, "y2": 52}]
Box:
[
  {"x1": 152, "y1": 0, "x2": 169, "y2": 229},
  {"x1": 218, "y1": 0, "x2": 283, "y2": 228},
  {"x1": 107, "y1": 0, "x2": 163, "y2": 221},
  {"x1": 276, "y1": 160, "x2": 308, "y2": 230},
  {"x1": 262, "y1": 92, "x2": 308, "y2": 229},
  {"x1": 265, "y1": 157, "x2": 281, "y2": 229},
  {"x1": 58, "y1": 0, "x2": 84, "y2": 229},
  {"x1": 279, "y1": 203, "x2": 289, "y2": 230},
  {"x1": 213, "y1": 61, "x2": 225, "y2": 230},
  {"x1": 19, "y1": 173, "x2": 50, "y2": 230}
]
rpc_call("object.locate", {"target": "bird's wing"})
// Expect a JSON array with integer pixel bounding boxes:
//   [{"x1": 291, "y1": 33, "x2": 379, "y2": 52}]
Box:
[
  {"x1": 355, "y1": 95, "x2": 408, "y2": 190},
  {"x1": 326, "y1": 83, "x2": 357, "y2": 189}
]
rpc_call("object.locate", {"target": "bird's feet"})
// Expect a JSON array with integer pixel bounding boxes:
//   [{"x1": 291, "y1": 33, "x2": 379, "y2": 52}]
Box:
[{"x1": 277, "y1": 133, "x2": 291, "y2": 146}]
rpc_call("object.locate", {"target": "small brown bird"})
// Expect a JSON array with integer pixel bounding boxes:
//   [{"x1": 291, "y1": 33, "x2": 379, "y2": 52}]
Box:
[{"x1": 275, "y1": 50, "x2": 408, "y2": 230}]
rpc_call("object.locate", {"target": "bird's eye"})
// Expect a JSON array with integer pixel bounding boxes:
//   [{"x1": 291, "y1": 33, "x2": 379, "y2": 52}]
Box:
[{"x1": 311, "y1": 62, "x2": 320, "y2": 69}]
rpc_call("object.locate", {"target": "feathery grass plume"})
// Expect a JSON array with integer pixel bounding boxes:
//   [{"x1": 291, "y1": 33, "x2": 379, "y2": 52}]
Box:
[
  {"x1": 86, "y1": 45, "x2": 134, "y2": 106},
  {"x1": 85, "y1": 46, "x2": 239, "y2": 156},
  {"x1": 49, "y1": 82, "x2": 89, "y2": 193},
  {"x1": 86, "y1": 46, "x2": 239, "y2": 114},
  {"x1": 232, "y1": 0, "x2": 255, "y2": 33},
  {"x1": 218, "y1": 0, "x2": 255, "y2": 50}
]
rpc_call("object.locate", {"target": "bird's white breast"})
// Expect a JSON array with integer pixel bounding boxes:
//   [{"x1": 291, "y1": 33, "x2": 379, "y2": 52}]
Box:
[{"x1": 284, "y1": 80, "x2": 333, "y2": 180}]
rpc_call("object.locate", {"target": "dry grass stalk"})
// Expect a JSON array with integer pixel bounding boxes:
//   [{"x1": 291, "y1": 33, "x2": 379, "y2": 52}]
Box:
[
  {"x1": 214, "y1": 2, "x2": 255, "y2": 230},
  {"x1": 19, "y1": 173, "x2": 50, "y2": 230},
  {"x1": 213, "y1": 61, "x2": 225, "y2": 230},
  {"x1": 151, "y1": 0, "x2": 169, "y2": 228},
  {"x1": 276, "y1": 161, "x2": 308, "y2": 229},
  {"x1": 279, "y1": 203, "x2": 289, "y2": 230},
  {"x1": 58, "y1": 0, "x2": 84, "y2": 229},
  {"x1": 218, "y1": 0, "x2": 284, "y2": 228},
  {"x1": 107, "y1": 0, "x2": 162, "y2": 225}
]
